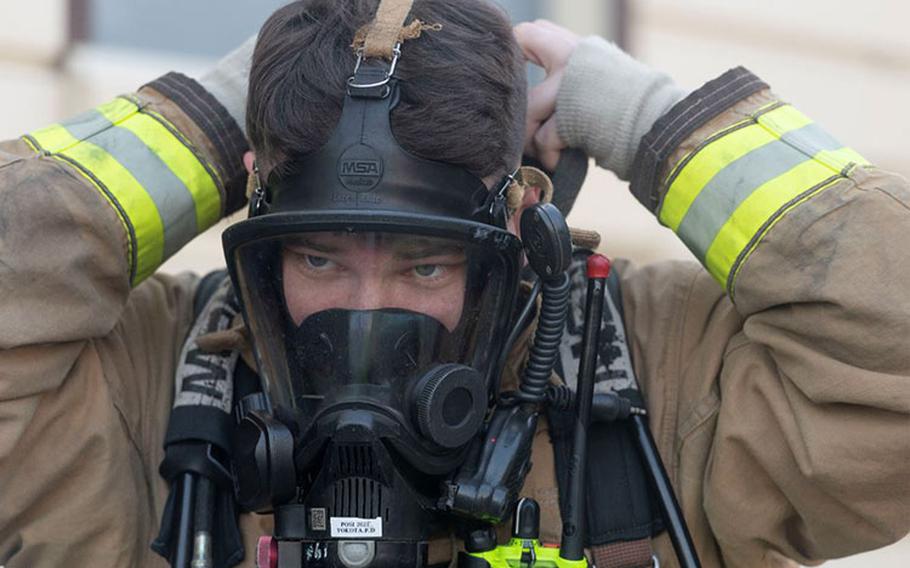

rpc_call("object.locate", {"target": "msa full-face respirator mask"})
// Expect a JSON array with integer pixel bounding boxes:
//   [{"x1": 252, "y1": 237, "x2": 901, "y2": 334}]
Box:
[{"x1": 222, "y1": 2, "x2": 581, "y2": 566}]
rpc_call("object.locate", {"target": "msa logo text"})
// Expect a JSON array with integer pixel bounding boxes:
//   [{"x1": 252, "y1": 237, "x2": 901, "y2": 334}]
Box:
[
  {"x1": 341, "y1": 160, "x2": 381, "y2": 176},
  {"x1": 337, "y1": 144, "x2": 383, "y2": 192}
]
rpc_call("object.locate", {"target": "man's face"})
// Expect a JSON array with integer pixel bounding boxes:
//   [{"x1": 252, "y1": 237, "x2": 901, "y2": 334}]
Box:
[{"x1": 282, "y1": 232, "x2": 469, "y2": 331}]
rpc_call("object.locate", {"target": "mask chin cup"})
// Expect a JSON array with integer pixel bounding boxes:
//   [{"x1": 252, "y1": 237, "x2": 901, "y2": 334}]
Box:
[{"x1": 289, "y1": 362, "x2": 488, "y2": 478}]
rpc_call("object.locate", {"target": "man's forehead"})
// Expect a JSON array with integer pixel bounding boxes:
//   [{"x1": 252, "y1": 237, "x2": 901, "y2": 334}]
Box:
[{"x1": 285, "y1": 232, "x2": 464, "y2": 255}]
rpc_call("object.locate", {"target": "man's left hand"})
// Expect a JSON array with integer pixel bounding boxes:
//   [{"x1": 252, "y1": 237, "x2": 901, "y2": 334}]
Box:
[{"x1": 513, "y1": 20, "x2": 580, "y2": 171}]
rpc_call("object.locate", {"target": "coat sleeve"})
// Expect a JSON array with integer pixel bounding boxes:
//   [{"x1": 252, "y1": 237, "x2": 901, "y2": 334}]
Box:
[
  {"x1": 0, "y1": 73, "x2": 248, "y2": 465},
  {"x1": 629, "y1": 68, "x2": 910, "y2": 565}
]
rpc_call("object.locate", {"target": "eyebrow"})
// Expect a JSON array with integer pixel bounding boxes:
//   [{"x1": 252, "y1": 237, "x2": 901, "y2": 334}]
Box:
[
  {"x1": 393, "y1": 243, "x2": 466, "y2": 261},
  {"x1": 284, "y1": 235, "x2": 465, "y2": 260},
  {"x1": 283, "y1": 237, "x2": 340, "y2": 254}
]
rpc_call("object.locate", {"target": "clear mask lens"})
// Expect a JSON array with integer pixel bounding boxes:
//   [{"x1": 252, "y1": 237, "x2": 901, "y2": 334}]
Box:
[{"x1": 231, "y1": 229, "x2": 516, "y2": 434}]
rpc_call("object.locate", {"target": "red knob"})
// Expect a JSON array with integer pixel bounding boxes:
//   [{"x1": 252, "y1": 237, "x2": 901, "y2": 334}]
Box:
[
  {"x1": 586, "y1": 254, "x2": 611, "y2": 279},
  {"x1": 256, "y1": 536, "x2": 278, "y2": 568}
]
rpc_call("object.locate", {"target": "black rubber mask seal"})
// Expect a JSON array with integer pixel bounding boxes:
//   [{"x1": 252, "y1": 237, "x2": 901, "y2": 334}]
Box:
[{"x1": 256, "y1": 61, "x2": 511, "y2": 228}]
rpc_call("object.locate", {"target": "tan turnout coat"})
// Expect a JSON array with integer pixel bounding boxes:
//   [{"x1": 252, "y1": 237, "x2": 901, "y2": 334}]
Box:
[{"x1": 0, "y1": 68, "x2": 908, "y2": 568}]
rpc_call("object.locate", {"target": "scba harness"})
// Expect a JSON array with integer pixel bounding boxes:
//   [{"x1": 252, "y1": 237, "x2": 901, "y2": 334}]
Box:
[{"x1": 155, "y1": 250, "x2": 672, "y2": 568}]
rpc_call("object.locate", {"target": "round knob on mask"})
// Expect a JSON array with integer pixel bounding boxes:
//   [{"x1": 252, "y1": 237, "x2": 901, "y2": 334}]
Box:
[{"x1": 414, "y1": 364, "x2": 486, "y2": 449}]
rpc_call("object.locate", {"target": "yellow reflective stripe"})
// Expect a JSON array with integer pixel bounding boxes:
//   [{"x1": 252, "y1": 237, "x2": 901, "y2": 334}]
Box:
[
  {"x1": 815, "y1": 147, "x2": 869, "y2": 172},
  {"x1": 93, "y1": 97, "x2": 140, "y2": 129},
  {"x1": 658, "y1": 100, "x2": 870, "y2": 294},
  {"x1": 703, "y1": 159, "x2": 837, "y2": 286},
  {"x1": 660, "y1": 105, "x2": 813, "y2": 231},
  {"x1": 95, "y1": 97, "x2": 222, "y2": 232},
  {"x1": 140, "y1": 105, "x2": 225, "y2": 191},
  {"x1": 65, "y1": 139, "x2": 165, "y2": 284},
  {"x1": 48, "y1": 154, "x2": 136, "y2": 278},
  {"x1": 31, "y1": 124, "x2": 165, "y2": 283},
  {"x1": 21, "y1": 134, "x2": 40, "y2": 154},
  {"x1": 724, "y1": 176, "x2": 841, "y2": 301},
  {"x1": 29, "y1": 98, "x2": 141, "y2": 154},
  {"x1": 756, "y1": 104, "x2": 813, "y2": 135},
  {"x1": 115, "y1": 112, "x2": 222, "y2": 231},
  {"x1": 27, "y1": 96, "x2": 225, "y2": 285},
  {"x1": 28, "y1": 123, "x2": 78, "y2": 155},
  {"x1": 719, "y1": 150, "x2": 869, "y2": 295}
]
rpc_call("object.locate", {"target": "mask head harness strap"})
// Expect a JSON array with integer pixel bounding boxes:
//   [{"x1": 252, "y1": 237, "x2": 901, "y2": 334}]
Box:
[
  {"x1": 361, "y1": 0, "x2": 415, "y2": 60},
  {"x1": 248, "y1": 0, "x2": 516, "y2": 229}
]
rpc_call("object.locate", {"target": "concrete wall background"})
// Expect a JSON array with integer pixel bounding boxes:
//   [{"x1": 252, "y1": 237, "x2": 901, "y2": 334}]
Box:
[
  {"x1": 0, "y1": 1, "x2": 906, "y2": 565},
  {"x1": 0, "y1": 0, "x2": 67, "y2": 64}
]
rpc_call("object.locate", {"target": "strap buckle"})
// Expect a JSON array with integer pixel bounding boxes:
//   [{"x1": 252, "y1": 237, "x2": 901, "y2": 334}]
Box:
[
  {"x1": 484, "y1": 169, "x2": 518, "y2": 227},
  {"x1": 347, "y1": 42, "x2": 402, "y2": 91}
]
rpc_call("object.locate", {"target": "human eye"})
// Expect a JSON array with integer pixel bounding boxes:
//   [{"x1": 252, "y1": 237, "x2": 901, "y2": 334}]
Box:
[
  {"x1": 283, "y1": 245, "x2": 340, "y2": 276},
  {"x1": 406, "y1": 257, "x2": 467, "y2": 289},
  {"x1": 413, "y1": 263, "x2": 446, "y2": 279},
  {"x1": 304, "y1": 254, "x2": 334, "y2": 270}
]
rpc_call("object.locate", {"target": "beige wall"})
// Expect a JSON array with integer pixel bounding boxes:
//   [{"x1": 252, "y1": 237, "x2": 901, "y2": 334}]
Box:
[
  {"x1": 0, "y1": 0, "x2": 68, "y2": 64},
  {"x1": 634, "y1": 0, "x2": 910, "y2": 177}
]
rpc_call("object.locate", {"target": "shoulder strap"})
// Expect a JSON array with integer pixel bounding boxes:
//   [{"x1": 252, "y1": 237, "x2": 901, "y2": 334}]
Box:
[
  {"x1": 155, "y1": 270, "x2": 246, "y2": 566},
  {"x1": 194, "y1": 269, "x2": 229, "y2": 317}
]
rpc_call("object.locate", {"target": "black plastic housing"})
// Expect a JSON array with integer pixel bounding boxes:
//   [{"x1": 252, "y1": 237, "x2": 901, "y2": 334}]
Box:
[
  {"x1": 520, "y1": 203, "x2": 572, "y2": 279},
  {"x1": 441, "y1": 403, "x2": 539, "y2": 523},
  {"x1": 232, "y1": 410, "x2": 297, "y2": 512}
]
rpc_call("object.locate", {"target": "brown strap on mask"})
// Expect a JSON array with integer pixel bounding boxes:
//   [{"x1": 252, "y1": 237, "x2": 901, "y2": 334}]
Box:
[
  {"x1": 569, "y1": 227, "x2": 602, "y2": 250},
  {"x1": 363, "y1": 0, "x2": 415, "y2": 59}
]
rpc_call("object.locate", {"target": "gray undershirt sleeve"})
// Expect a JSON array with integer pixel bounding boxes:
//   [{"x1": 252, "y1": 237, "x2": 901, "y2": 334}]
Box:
[
  {"x1": 556, "y1": 36, "x2": 687, "y2": 181},
  {"x1": 196, "y1": 35, "x2": 256, "y2": 136}
]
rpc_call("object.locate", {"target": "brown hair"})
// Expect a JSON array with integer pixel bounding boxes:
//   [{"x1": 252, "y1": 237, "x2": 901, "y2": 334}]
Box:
[{"x1": 247, "y1": 0, "x2": 526, "y2": 183}]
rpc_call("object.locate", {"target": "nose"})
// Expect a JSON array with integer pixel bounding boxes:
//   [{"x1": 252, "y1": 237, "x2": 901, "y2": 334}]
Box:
[{"x1": 348, "y1": 276, "x2": 388, "y2": 311}]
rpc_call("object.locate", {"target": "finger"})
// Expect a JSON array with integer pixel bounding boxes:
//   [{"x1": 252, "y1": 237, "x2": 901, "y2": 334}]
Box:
[
  {"x1": 524, "y1": 69, "x2": 562, "y2": 160},
  {"x1": 513, "y1": 21, "x2": 550, "y2": 69},
  {"x1": 515, "y1": 20, "x2": 579, "y2": 73},
  {"x1": 533, "y1": 19, "x2": 582, "y2": 54},
  {"x1": 534, "y1": 117, "x2": 566, "y2": 171},
  {"x1": 523, "y1": 136, "x2": 540, "y2": 162},
  {"x1": 533, "y1": 18, "x2": 572, "y2": 36},
  {"x1": 525, "y1": 117, "x2": 542, "y2": 158},
  {"x1": 527, "y1": 69, "x2": 562, "y2": 125}
]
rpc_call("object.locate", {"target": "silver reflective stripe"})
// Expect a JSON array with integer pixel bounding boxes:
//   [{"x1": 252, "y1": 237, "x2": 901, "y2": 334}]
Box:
[
  {"x1": 61, "y1": 123, "x2": 199, "y2": 259},
  {"x1": 59, "y1": 108, "x2": 114, "y2": 142},
  {"x1": 779, "y1": 122, "x2": 844, "y2": 158},
  {"x1": 676, "y1": 122, "x2": 844, "y2": 261}
]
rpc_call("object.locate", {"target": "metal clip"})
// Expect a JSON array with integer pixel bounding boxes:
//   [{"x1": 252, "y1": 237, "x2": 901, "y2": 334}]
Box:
[
  {"x1": 487, "y1": 169, "x2": 518, "y2": 224},
  {"x1": 248, "y1": 162, "x2": 269, "y2": 218},
  {"x1": 347, "y1": 42, "x2": 402, "y2": 90}
]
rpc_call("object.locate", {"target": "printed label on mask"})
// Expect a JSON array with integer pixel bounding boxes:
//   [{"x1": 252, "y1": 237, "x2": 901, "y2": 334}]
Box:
[
  {"x1": 310, "y1": 508, "x2": 327, "y2": 531},
  {"x1": 329, "y1": 517, "x2": 383, "y2": 538}
]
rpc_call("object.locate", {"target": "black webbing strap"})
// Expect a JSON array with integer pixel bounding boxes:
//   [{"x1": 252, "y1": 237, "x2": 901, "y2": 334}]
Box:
[{"x1": 152, "y1": 270, "x2": 245, "y2": 567}]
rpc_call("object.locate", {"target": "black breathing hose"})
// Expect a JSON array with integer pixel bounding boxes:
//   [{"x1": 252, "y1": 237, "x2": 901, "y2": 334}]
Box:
[
  {"x1": 518, "y1": 272, "x2": 571, "y2": 403},
  {"x1": 493, "y1": 278, "x2": 542, "y2": 398}
]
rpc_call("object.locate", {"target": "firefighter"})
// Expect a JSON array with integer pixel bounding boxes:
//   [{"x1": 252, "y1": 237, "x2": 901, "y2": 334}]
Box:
[{"x1": 0, "y1": 1, "x2": 907, "y2": 567}]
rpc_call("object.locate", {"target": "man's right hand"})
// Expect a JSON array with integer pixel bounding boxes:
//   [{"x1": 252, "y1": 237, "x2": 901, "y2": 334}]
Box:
[
  {"x1": 515, "y1": 22, "x2": 686, "y2": 182},
  {"x1": 513, "y1": 20, "x2": 580, "y2": 172}
]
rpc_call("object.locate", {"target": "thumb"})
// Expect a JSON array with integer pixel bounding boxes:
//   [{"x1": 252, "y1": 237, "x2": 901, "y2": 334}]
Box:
[{"x1": 513, "y1": 21, "x2": 577, "y2": 74}]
